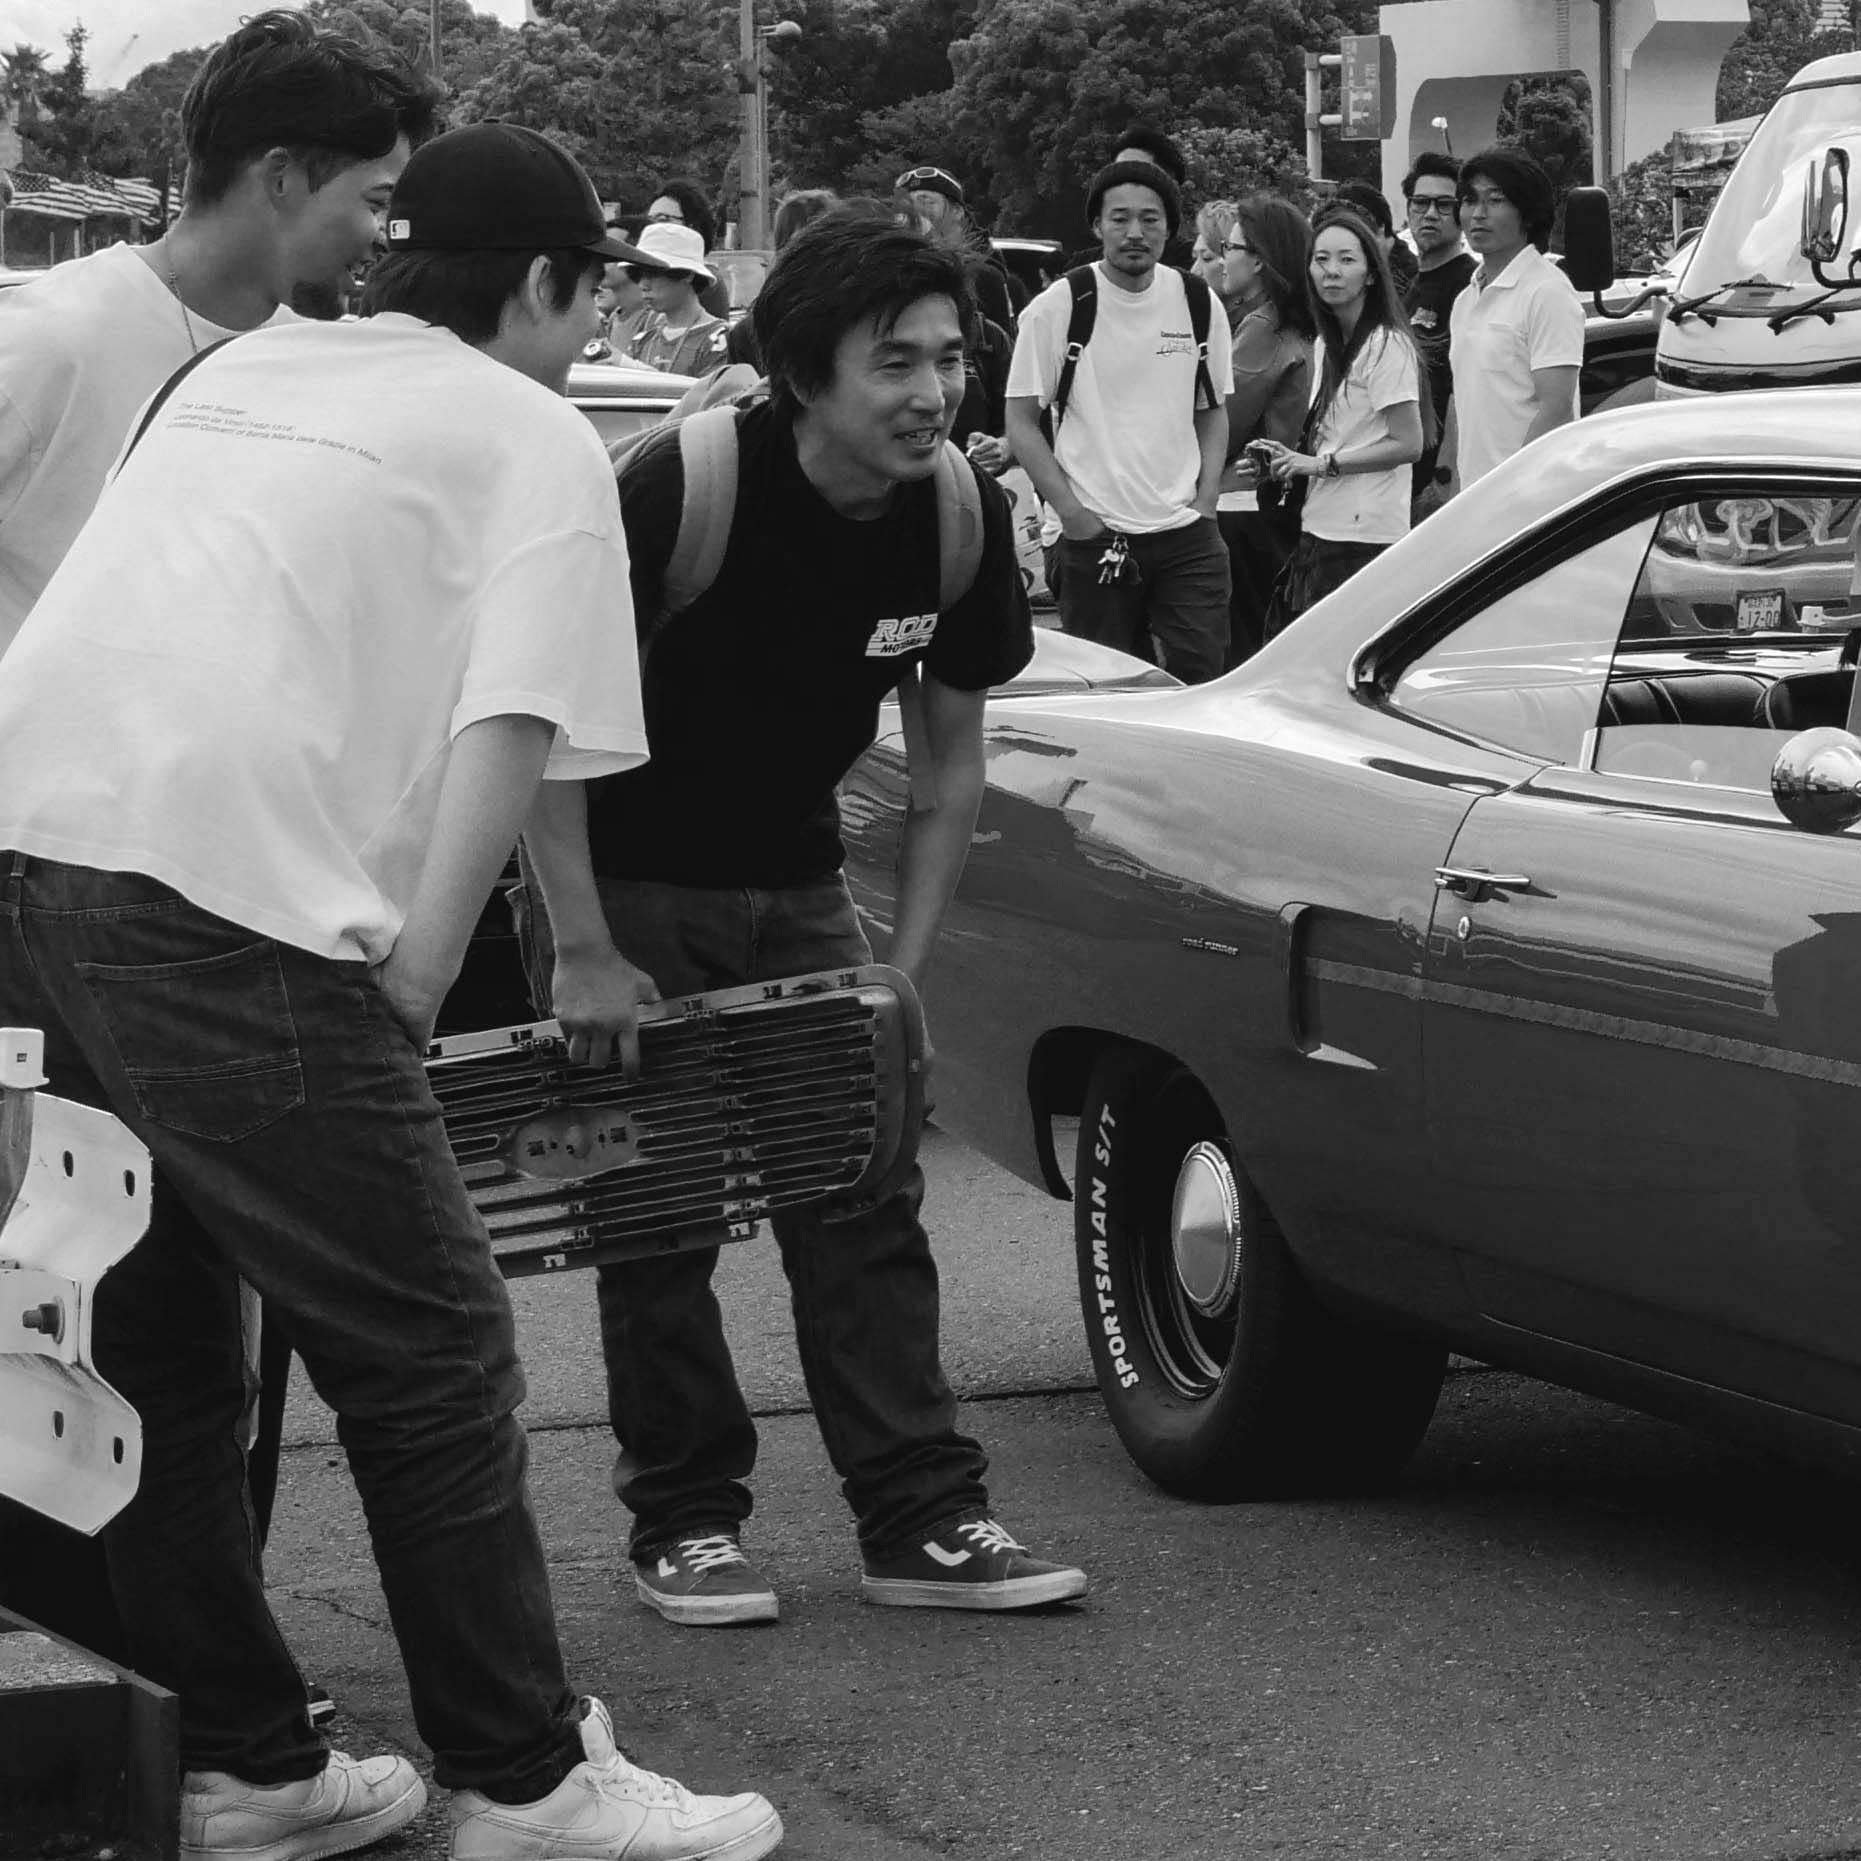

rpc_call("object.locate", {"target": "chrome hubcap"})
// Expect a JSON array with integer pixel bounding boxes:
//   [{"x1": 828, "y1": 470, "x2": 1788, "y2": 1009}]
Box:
[{"x1": 1169, "y1": 1141, "x2": 1242, "y2": 1317}]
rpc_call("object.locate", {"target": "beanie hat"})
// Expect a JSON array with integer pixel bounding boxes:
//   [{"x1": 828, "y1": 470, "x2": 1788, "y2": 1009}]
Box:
[{"x1": 1086, "y1": 160, "x2": 1182, "y2": 240}]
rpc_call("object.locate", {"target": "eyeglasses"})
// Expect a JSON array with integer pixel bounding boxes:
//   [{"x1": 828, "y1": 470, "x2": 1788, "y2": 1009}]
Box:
[
  {"x1": 1408, "y1": 195, "x2": 1457, "y2": 218},
  {"x1": 646, "y1": 208, "x2": 684, "y2": 224}
]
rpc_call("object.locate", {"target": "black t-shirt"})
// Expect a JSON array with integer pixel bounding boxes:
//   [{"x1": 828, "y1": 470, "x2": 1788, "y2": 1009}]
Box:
[
  {"x1": 1403, "y1": 249, "x2": 1476, "y2": 420},
  {"x1": 587, "y1": 402, "x2": 1034, "y2": 887}
]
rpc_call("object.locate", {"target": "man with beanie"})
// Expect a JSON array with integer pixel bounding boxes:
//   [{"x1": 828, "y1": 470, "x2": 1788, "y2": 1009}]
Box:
[
  {"x1": 1005, "y1": 160, "x2": 1233, "y2": 681},
  {"x1": 0, "y1": 122, "x2": 781, "y2": 1861}
]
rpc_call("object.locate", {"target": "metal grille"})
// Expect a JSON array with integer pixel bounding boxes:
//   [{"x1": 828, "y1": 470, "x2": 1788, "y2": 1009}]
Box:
[{"x1": 425, "y1": 966, "x2": 926, "y2": 1277}]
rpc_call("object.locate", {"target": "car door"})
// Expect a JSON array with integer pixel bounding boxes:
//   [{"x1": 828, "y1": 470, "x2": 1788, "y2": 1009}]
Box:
[{"x1": 1406, "y1": 478, "x2": 1861, "y2": 1421}]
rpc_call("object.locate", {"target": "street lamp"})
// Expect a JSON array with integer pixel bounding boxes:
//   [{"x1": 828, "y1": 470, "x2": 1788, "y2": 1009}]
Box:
[
  {"x1": 1430, "y1": 114, "x2": 1453, "y2": 157},
  {"x1": 736, "y1": 10, "x2": 801, "y2": 251}
]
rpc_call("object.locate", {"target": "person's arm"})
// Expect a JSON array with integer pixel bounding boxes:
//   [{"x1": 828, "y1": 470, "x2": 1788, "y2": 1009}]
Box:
[
  {"x1": 1268, "y1": 398, "x2": 1423, "y2": 481},
  {"x1": 377, "y1": 714, "x2": 558, "y2": 1047},
  {"x1": 1003, "y1": 395, "x2": 1104, "y2": 541},
  {"x1": 1193, "y1": 402, "x2": 1226, "y2": 516},
  {"x1": 520, "y1": 778, "x2": 660, "y2": 1072},
  {"x1": 887, "y1": 674, "x2": 989, "y2": 989},
  {"x1": 1524, "y1": 364, "x2": 1581, "y2": 446}
]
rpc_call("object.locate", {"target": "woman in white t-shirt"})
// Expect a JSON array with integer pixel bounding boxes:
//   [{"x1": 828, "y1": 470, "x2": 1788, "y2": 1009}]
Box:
[{"x1": 1257, "y1": 206, "x2": 1425, "y2": 638}]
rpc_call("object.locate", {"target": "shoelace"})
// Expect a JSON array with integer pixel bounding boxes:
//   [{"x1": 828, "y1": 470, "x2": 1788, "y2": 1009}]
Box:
[
  {"x1": 957, "y1": 1519, "x2": 1026, "y2": 1556},
  {"x1": 676, "y1": 1533, "x2": 750, "y2": 1574},
  {"x1": 600, "y1": 1751, "x2": 700, "y2": 1813}
]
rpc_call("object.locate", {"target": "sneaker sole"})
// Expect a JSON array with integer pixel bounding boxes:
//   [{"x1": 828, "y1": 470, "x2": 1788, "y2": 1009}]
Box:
[
  {"x1": 455, "y1": 1802, "x2": 783, "y2": 1861},
  {"x1": 860, "y1": 1569, "x2": 1088, "y2": 1610},
  {"x1": 183, "y1": 1773, "x2": 427, "y2": 1861},
  {"x1": 635, "y1": 1571, "x2": 780, "y2": 1626}
]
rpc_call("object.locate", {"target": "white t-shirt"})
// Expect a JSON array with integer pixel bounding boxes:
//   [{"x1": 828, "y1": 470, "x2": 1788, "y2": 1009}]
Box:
[
  {"x1": 1301, "y1": 327, "x2": 1421, "y2": 547},
  {"x1": 0, "y1": 244, "x2": 260, "y2": 653},
  {"x1": 1448, "y1": 244, "x2": 1585, "y2": 489},
  {"x1": 0, "y1": 315, "x2": 647, "y2": 965},
  {"x1": 1007, "y1": 263, "x2": 1232, "y2": 535}
]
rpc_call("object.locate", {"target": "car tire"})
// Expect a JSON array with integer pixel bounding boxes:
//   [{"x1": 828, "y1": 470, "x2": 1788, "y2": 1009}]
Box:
[{"x1": 1074, "y1": 1047, "x2": 1446, "y2": 1501}]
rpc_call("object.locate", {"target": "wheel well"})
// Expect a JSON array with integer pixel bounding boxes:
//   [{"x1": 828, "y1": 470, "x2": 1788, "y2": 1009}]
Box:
[{"x1": 1026, "y1": 1028, "x2": 1199, "y2": 1200}]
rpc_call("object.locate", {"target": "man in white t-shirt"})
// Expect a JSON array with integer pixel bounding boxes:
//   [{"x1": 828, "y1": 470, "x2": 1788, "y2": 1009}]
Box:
[
  {"x1": 1004, "y1": 161, "x2": 1234, "y2": 682},
  {"x1": 1447, "y1": 145, "x2": 1585, "y2": 490},
  {"x1": 0, "y1": 124, "x2": 781, "y2": 1861},
  {"x1": 0, "y1": 9, "x2": 443, "y2": 655}
]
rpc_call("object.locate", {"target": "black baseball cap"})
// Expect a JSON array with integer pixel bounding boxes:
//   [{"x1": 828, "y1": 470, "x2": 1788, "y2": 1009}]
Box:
[
  {"x1": 384, "y1": 123, "x2": 647, "y2": 261},
  {"x1": 895, "y1": 165, "x2": 964, "y2": 207}
]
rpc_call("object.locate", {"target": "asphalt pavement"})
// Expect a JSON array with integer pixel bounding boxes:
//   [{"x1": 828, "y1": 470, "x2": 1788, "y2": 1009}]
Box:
[{"x1": 267, "y1": 1126, "x2": 1861, "y2": 1861}]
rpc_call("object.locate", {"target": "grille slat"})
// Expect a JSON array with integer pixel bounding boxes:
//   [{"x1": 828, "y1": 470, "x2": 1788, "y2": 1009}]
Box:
[{"x1": 424, "y1": 967, "x2": 925, "y2": 1277}]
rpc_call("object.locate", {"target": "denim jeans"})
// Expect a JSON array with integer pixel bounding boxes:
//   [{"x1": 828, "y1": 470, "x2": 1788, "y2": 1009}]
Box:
[
  {"x1": 1056, "y1": 514, "x2": 1232, "y2": 684},
  {"x1": 513, "y1": 872, "x2": 990, "y2": 1562},
  {"x1": 0, "y1": 855, "x2": 584, "y2": 1800}
]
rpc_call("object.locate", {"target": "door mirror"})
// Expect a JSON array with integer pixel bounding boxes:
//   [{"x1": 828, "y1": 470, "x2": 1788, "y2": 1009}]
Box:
[
  {"x1": 1561, "y1": 186, "x2": 1619, "y2": 294},
  {"x1": 1773, "y1": 726, "x2": 1861, "y2": 832},
  {"x1": 1801, "y1": 146, "x2": 1852, "y2": 272}
]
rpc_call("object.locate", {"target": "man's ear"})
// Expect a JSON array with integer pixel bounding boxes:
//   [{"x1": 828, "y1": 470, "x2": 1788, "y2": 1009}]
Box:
[
  {"x1": 256, "y1": 147, "x2": 307, "y2": 206},
  {"x1": 516, "y1": 253, "x2": 555, "y2": 321}
]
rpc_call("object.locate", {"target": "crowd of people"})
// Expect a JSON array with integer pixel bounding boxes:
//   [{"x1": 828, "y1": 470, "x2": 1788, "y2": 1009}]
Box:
[{"x1": 0, "y1": 13, "x2": 1594, "y2": 1861}]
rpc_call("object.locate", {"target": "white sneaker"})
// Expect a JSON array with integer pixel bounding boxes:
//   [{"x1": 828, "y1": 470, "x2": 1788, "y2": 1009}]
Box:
[
  {"x1": 181, "y1": 1750, "x2": 426, "y2": 1861},
  {"x1": 449, "y1": 1698, "x2": 782, "y2": 1861}
]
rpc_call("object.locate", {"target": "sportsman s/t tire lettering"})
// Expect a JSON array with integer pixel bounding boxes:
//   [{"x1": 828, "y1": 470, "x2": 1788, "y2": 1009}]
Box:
[{"x1": 1074, "y1": 1047, "x2": 1448, "y2": 1501}]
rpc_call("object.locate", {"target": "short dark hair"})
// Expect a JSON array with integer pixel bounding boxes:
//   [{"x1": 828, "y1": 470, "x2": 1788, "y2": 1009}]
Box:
[
  {"x1": 1458, "y1": 144, "x2": 1557, "y2": 250},
  {"x1": 1087, "y1": 160, "x2": 1182, "y2": 239},
  {"x1": 1326, "y1": 181, "x2": 1394, "y2": 239},
  {"x1": 772, "y1": 188, "x2": 840, "y2": 250},
  {"x1": 754, "y1": 212, "x2": 975, "y2": 410},
  {"x1": 1115, "y1": 125, "x2": 1187, "y2": 187},
  {"x1": 360, "y1": 247, "x2": 601, "y2": 345},
  {"x1": 651, "y1": 179, "x2": 717, "y2": 252},
  {"x1": 1234, "y1": 193, "x2": 1316, "y2": 342},
  {"x1": 181, "y1": 9, "x2": 440, "y2": 208},
  {"x1": 1402, "y1": 150, "x2": 1461, "y2": 198}
]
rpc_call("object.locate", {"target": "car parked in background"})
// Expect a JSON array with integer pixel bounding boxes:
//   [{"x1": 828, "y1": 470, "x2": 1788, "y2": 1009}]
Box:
[
  {"x1": 840, "y1": 389, "x2": 1861, "y2": 1511},
  {"x1": 991, "y1": 236, "x2": 1064, "y2": 300},
  {"x1": 708, "y1": 249, "x2": 770, "y2": 321}
]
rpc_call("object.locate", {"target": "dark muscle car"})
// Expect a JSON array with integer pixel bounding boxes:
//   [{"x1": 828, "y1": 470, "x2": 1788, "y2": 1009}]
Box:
[{"x1": 841, "y1": 391, "x2": 1861, "y2": 1502}]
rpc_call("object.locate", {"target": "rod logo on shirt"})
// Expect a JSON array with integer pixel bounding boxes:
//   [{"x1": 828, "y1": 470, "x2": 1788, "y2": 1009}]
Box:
[{"x1": 865, "y1": 614, "x2": 939, "y2": 657}]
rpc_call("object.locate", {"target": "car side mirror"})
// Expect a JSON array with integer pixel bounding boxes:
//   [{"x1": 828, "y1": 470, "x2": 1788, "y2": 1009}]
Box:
[
  {"x1": 1800, "y1": 147, "x2": 1857, "y2": 286},
  {"x1": 1563, "y1": 185, "x2": 1663, "y2": 319},
  {"x1": 1772, "y1": 726, "x2": 1861, "y2": 832}
]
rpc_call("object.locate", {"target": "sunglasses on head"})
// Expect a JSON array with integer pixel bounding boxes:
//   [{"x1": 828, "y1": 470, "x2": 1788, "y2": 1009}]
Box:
[
  {"x1": 646, "y1": 208, "x2": 684, "y2": 223},
  {"x1": 897, "y1": 166, "x2": 957, "y2": 191}
]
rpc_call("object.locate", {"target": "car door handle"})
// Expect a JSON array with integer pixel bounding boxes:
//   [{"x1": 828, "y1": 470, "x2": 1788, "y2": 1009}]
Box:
[{"x1": 1434, "y1": 866, "x2": 1533, "y2": 899}]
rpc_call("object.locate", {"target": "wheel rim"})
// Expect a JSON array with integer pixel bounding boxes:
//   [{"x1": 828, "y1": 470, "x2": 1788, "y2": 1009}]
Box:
[
  {"x1": 1130, "y1": 1084, "x2": 1243, "y2": 1399},
  {"x1": 1170, "y1": 1140, "x2": 1242, "y2": 1318}
]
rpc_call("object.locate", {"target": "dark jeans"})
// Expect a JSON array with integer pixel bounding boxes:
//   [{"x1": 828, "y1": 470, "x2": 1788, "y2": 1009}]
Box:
[
  {"x1": 1262, "y1": 532, "x2": 1388, "y2": 642},
  {"x1": 513, "y1": 872, "x2": 990, "y2": 1562},
  {"x1": 1217, "y1": 506, "x2": 1299, "y2": 670},
  {"x1": 1055, "y1": 515, "x2": 1231, "y2": 684},
  {"x1": 0, "y1": 855, "x2": 583, "y2": 1800}
]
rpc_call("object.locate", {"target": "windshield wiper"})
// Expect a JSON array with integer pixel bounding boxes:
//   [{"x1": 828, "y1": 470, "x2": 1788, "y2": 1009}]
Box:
[
  {"x1": 1769, "y1": 282, "x2": 1861, "y2": 331},
  {"x1": 1668, "y1": 277, "x2": 1788, "y2": 326}
]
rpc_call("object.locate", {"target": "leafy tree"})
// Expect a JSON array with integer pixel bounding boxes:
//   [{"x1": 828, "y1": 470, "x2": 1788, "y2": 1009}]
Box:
[
  {"x1": 18, "y1": 26, "x2": 98, "y2": 178},
  {"x1": 1716, "y1": 0, "x2": 1842, "y2": 120}
]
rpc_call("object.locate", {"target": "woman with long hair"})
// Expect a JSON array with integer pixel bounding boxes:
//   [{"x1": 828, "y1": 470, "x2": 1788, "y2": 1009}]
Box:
[
  {"x1": 1214, "y1": 193, "x2": 1316, "y2": 665},
  {"x1": 1258, "y1": 205, "x2": 1424, "y2": 637}
]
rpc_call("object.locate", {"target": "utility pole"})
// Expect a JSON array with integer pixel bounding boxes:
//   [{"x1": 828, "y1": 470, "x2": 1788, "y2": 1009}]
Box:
[{"x1": 429, "y1": 0, "x2": 442, "y2": 77}]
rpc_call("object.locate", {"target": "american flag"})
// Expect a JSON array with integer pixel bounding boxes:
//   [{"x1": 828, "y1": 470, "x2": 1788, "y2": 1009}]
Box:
[{"x1": 4, "y1": 170, "x2": 151, "y2": 225}]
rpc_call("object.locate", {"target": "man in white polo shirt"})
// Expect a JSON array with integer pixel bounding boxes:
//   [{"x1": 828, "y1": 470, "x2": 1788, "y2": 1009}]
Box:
[
  {"x1": 1004, "y1": 160, "x2": 1233, "y2": 682},
  {"x1": 1447, "y1": 145, "x2": 1584, "y2": 490}
]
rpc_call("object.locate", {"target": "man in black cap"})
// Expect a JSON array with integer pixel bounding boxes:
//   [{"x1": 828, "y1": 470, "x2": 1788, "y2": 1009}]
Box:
[
  {"x1": 0, "y1": 122, "x2": 782, "y2": 1861},
  {"x1": 894, "y1": 162, "x2": 1022, "y2": 326}
]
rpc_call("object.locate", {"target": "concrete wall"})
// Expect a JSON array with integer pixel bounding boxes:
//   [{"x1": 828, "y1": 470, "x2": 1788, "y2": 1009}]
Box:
[{"x1": 1378, "y1": 0, "x2": 1749, "y2": 200}]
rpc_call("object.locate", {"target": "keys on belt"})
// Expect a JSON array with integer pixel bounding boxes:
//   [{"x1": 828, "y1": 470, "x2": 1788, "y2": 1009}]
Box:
[{"x1": 1096, "y1": 533, "x2": 1139, "y2": 586}]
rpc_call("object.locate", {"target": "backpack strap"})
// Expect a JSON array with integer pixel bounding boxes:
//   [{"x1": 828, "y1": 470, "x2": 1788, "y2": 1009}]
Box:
[
  {"x1": 895, "y1": 442, "x2": 988, "y2": 814},
  {"x1": 1182, "y1": 270, "x2": 1218, "y2": 415},
  {"x1": 1048, "y1": 266, "x2": 1099, "y2": 437},
  {"x1": 662, "y1": 406, "x2": 741, "y2": 617},
  {"x1": 118, "y1": 337, "x2": 233, "y2": 468}
]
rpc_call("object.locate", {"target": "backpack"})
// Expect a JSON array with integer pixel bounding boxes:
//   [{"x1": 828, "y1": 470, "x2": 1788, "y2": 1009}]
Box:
[
  {"x1": 624, "y1": 386, "x2": 985, "y2": 813},
  {"x1": 1040, "y1": 264, "x2": 1218, "y2": 442}
]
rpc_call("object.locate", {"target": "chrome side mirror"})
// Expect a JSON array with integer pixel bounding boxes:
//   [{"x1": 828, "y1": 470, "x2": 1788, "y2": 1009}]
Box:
[
  {"x1": 1801, "y1": 147, "x2": 1856, "y2": 286},
  {"x1": 1773, "y1": 726, "x2": 1861, "y2": 832}
]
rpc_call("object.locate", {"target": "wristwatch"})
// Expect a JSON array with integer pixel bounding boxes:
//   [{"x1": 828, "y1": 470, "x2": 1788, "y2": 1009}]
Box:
[{"x1": 1323, "y1": 451, "x2": 1341, "y2": 478}]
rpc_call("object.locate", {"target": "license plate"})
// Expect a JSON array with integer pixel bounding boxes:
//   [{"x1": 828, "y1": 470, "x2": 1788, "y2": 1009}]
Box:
[{"x1": 1736, "y1": 588, "x2": 1786, "y2": 632}]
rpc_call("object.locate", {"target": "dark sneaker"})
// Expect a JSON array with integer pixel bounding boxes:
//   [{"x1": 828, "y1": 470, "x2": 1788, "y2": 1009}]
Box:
[
  {"x1": 635, "y1": 1533, "x2": 779, "y2": 1626},
  {"x1": 861, "y1": 1518, "x2": 1088, "y2": 1611}
]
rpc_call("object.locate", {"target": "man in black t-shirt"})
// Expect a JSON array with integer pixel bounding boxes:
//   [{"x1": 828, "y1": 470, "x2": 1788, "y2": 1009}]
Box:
[
  {"x1": 1398, "y1": 152, "x2": 1476, "y2": 505},
  {"x1": 518, "y1": 214, "x2": 1088, "y2": 1628}
]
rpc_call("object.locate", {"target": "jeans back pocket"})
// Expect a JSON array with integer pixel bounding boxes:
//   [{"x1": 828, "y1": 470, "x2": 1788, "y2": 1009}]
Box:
[{"x1": 76, "y1": 938, "x2": 305, "y2": 1142}]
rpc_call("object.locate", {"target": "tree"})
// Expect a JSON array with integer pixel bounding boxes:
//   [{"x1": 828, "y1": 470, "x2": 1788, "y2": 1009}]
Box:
[
  {"x1": 18, "y1": 26, "x2": 97, "y2": 178},
  {"x1": 2, "y1": 43, "x2": 50, "y2": 129}
]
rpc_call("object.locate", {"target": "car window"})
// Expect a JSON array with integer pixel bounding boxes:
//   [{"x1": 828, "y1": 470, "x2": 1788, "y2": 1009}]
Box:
[
  {"x1": 1592, "y1": 491, "x2": 1861, "y2": 792},
  {"x1": 1389, "y1": 516, "x2": 1659, "y2": 763},
  {"x1": 576, "y1": 401, "x2": 677, "y2": 453}
]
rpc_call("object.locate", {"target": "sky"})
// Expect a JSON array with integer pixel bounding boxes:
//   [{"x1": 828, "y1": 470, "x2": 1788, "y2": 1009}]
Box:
[{"x1": 2, "y1": 1, "x2": 531, "y2": 88}]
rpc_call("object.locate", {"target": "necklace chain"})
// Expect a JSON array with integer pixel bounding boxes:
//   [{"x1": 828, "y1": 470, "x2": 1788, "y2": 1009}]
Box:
[{"x1": 161, "y1": 242, "x2": 200, "y2": 356}]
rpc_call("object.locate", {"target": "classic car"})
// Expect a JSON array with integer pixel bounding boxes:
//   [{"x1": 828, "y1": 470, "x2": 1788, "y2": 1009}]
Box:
[{"x1": 840, "y1": 390, "x2": 1861, "y2": 1502}]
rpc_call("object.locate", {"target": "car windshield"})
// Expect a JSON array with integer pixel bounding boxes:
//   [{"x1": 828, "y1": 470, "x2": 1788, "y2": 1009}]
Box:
[{"x1": 1686, "y1": 78, "x2": 1861, "y2": 303}]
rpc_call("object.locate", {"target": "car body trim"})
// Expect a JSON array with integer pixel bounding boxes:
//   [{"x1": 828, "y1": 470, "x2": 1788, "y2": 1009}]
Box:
[{"x1": 1310, "y1": 958, "x2": 1861, "y2": 1087}]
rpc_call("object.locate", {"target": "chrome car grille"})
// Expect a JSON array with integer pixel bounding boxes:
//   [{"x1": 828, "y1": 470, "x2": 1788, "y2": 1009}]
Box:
[{"x1": 425, "y1": 967, "x2": 926, "y2": 1277}]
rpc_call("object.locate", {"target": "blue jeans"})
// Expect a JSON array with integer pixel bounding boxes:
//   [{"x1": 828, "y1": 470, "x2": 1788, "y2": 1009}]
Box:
[
  {"x1": 513, "y1": 873, "x2": 990, "y2": 1561},
  {"x1": 0, "y1": 855, "x2": 584, "y2": 1800}
]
